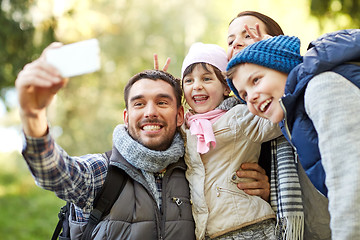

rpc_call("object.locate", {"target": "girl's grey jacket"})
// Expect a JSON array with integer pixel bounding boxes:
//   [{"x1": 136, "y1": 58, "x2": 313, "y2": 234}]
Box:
[{"x1": 69, "y1": 147, "x2": 195, "y2": 240}]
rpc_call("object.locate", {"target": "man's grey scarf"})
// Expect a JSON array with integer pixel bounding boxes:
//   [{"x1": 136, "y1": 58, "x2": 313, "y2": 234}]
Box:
[
  {"x1": 112, "y1": 124, "x2": 184, "y2": 207},
  {"x1": 270, "y1": 136, "x2": 304, "y2": 240}
]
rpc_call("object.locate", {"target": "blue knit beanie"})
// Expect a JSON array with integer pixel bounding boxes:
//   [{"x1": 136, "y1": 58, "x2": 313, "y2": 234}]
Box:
[{"x1": 226, "y1": 35, "x2": 303, "y2": 101}]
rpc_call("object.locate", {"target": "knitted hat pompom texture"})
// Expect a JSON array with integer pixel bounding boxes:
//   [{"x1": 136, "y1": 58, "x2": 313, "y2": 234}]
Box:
[
  {"x1": 181, "y1": 42, "x2": 228, "y2": 78},
  {"x1": 226, "y1": 35, "x2": 303, "y2": 101}
]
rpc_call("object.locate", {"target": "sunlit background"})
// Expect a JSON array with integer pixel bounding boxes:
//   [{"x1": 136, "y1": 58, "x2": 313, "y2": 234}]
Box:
[{"x1": 0, "y1": 0, "x2": 358, "y2": 238}]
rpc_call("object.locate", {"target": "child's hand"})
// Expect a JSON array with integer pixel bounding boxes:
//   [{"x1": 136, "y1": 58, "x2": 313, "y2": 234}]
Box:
[
  {"x1": 153, "y1": 53, "x2": 171, "y2": 72},
  {"x1": 244, "y1": 23, "x2": 272, "y2": 43},
  {"x1": 236, "y1": 162, "x2": 270, "y2": 201}
]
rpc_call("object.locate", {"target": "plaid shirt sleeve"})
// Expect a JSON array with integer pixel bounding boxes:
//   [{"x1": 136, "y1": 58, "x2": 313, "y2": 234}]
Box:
[{"x1": 22, "y1": 131, "x2": 109, "y2": 220}]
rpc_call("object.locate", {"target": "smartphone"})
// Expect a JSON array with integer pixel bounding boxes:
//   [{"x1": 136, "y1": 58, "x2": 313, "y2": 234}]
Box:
[{"x1": 45, "y1": 39, "x2": 101, "y2": 78}]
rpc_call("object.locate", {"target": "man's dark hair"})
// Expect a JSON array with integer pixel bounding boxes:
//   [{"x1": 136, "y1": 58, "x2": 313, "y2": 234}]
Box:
[{"x1": 124, "y1": 70, "x2": 182, "y2": 109}]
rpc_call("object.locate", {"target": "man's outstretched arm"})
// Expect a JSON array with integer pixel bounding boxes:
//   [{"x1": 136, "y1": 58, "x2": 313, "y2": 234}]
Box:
[{"x1": 16, "y1": 42, "x2": 67, "y2": 137}]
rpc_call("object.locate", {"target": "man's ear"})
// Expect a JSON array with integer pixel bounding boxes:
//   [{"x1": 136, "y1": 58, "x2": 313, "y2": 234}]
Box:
[
  {"x1": 123, "y1": 109, "x2": 129, "y2": 127},
  {"x1": 177, "y1": 106, "x2": 184, "y2": 127}
]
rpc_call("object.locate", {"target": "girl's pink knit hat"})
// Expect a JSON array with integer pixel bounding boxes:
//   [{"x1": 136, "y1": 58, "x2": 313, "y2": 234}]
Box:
[{"x1": 181, "y1": 42, "x2": 228, "y2": 78}]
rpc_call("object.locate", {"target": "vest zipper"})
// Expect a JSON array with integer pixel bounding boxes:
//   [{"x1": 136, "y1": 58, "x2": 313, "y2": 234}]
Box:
[
  {"x1": 172, "y1": 197, "x2": 192, "y2": 217},
  {"x1": 279, "y1": 98, "x2": 299, "y2": 163},
  {"x1": 172, "y1": 197, "x2": 192, "y2": 205},
  {"x1": 159, "y1": 172, "x2": 169, "y2": 240},
  {"x1": 172, "y1": 197, "x2": 182, "y2": 217}
]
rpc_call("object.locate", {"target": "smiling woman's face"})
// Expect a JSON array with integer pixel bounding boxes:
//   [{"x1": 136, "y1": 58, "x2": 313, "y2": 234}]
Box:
[
  {"x1": 227, "y1": 16, "x2": 268, "y2": 60},
  {"x1": 232, "y1": 63, "x2": 288, "y2": 123}
]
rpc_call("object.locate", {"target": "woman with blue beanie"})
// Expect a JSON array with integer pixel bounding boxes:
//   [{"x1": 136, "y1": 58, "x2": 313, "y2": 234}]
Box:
[{"x1": 226, "y1": 29, "x2": 360, "y2": 239}]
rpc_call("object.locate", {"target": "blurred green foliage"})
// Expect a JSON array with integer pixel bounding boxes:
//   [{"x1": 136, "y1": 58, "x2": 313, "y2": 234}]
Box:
[
  {"x1": 0, "y1": 0, "x2": 56, "y2": 104},
  {"x1": 0, "y1": 151, "x2": 64, "y2": 239},
  {"x1": 310, "y1": 0, "x2": 360, "y2": 29}
]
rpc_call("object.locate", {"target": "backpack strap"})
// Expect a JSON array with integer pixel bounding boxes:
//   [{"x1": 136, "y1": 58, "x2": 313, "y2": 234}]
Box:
[
  {"x1": 52, "y1": 150, "x2": 128, "y2": 240},
  {"x1": 81, "y1": 151, "x2": 128, "y2": 240},
  {"x1": 51, "y1": 202, "x2": 71, "y2": 240}
]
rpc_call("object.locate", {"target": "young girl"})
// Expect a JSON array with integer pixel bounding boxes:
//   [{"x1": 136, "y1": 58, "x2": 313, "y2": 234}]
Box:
[
  {"x1": 181, "y1": 42, "x2": 281, "y2": 240},
  {"x1": 226, "y1": 30, "x2": 360, "y2": 239}
]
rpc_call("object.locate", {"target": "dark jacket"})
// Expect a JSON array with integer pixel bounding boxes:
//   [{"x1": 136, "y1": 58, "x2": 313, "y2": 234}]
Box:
[
  {"x1": 69, "y1": 146, "x2": 196, "y2": 239},
  {"x1": 279, "y1": 29, "x2": 360, "y2": 196}
]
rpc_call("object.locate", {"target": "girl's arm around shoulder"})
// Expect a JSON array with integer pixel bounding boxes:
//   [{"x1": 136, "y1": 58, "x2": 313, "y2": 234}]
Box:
[{"x1": 231, "y1": 104, "x2": 282, "y2": 142}]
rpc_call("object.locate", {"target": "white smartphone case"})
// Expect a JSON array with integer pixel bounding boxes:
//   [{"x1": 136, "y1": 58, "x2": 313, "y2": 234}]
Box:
[{"x1": 45, "y1": 39, "x2": 101, "y2": 78}]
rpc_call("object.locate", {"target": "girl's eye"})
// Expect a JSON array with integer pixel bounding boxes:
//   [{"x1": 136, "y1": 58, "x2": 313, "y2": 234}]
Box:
[
  {"x1": 228, "y1": 40, "x2": 233, "y2": 46},
  {"x1": 184, "y1": 78, "x2": 193, "y2": 84},
  {"x1": 245, "y1": 34, "x2": 251, "y2": 39},
  {"x1": 203, "y1": 77, "x2": 211, "y2": 82}
]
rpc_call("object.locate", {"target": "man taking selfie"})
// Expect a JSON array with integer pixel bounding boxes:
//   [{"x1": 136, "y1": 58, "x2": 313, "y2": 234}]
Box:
[{"x1": 16, "y1": 43, "x2": 195, "y2": 240}]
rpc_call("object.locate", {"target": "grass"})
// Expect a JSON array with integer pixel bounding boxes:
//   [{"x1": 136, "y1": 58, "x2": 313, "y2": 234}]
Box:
[{"x1": 0, "y1": 151, "x2": 64, "y2": 240}]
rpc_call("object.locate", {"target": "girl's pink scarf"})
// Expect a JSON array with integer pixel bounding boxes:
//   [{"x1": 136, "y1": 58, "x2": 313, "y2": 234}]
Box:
[{"x1": 185, "y1": 109, "x2": 226, "y2": 154}]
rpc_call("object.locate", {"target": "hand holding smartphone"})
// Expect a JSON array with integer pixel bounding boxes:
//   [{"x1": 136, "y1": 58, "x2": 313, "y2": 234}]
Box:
[{"x1": 45, "y1": 39, "x2": 101, "y2": 78}]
